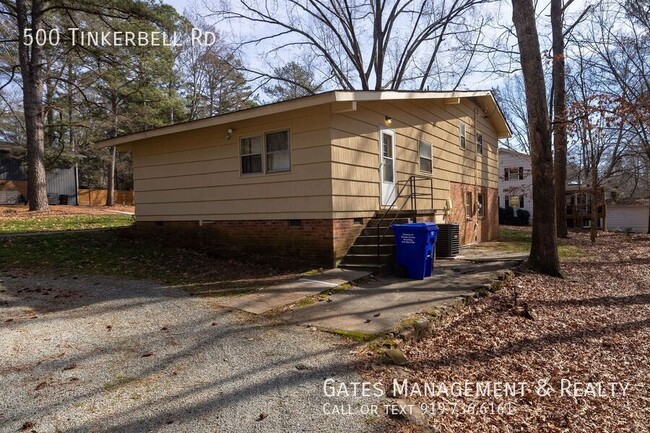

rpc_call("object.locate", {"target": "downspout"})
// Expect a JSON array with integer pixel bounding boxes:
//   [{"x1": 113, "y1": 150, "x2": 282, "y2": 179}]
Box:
[{"x1": 474, "y1": 106, "x2": 479, "y2": 242}]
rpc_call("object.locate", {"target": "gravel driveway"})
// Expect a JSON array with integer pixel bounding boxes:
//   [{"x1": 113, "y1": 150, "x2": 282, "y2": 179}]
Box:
[{"x1": 0, "y1": 272, "x2": 380, "y2": 433}]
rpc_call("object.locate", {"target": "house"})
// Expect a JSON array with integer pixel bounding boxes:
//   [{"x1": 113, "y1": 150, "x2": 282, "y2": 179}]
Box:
[
  {"x1": 0, "y1": 146, "x2": 79, "y2": 205},
  {"x1": 498, "y1": 148, "x2": 533, "y2": 221},
  {"x1": 565, "y1": 185, "x2": 606, "y2": 229},
  {"x1": 606, "y1": 198, "x2": 649, "y2": 233},
  {"x1": 96, "y1": 90, "x2": 511, "y2": 268}
]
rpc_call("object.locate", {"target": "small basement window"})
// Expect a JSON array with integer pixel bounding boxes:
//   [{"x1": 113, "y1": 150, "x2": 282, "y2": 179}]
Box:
[
  {"x1": 459, "y1": 122, "x2": 466, "y2": 149},
  {"x1": 240, "y1": 135, "x2": 263, "y2": 174},
  {"x1": 288, "y1": 219, "x2": 302, "y2": 227},
  {"x1": 419, "y1": 140, "x2": 433, "y2": 174},
  {"x1": 353, "y1": 217, "x2": 364, "y2": 225}
]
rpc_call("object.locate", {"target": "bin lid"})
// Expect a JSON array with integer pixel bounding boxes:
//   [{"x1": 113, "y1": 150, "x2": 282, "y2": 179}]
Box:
[{"x1": 390, "y1": 222, "x2": 438, "y2": 232}]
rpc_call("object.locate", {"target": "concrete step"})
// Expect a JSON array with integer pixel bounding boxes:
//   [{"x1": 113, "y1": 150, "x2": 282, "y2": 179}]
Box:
[
  {"x1": 340, "y1": 253, "x2": 393, "y2": 266},
  {"x1": 348, "y1": 244, "x2": 395, "y2": 255},
  {"x1": 338, "y1": 262, "x2": 390, "y2": 273},
  {"x1": 366, "y1": 217, "x2": 411, "y2": 228},
  {"x1": 354, "y1": 234, "x2": 395, "y2": 245},
  {"x1": 361, "y1": 226, "x2": 395, "y2": 237}
]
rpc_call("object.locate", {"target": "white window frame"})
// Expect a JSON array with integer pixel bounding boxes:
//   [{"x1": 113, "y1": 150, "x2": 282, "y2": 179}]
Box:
[
  {"x1": 465, "y1": 191, "x2": 473, "y2": 218},
  {"x1": 265, "y1": 129, "x2": 291, "y2": 173},
  {"x1": 418, "y1": 140, "x2": 433, "y2": 174},
  {"x1": 239, "y1": 129, "x2": 291, "y2": 176},
  {"x1": 459, "y1": 122, "x2": 466, "y2": 149},
  {"x1": 477, "y1": 192, "x2": 485, "y2": 218},
  {"x1": 505, "y1": 167, "x2": 522, "y2": 181},
  {"x1": 239, "y1": 134, "x2": 264, "y2": 175}
]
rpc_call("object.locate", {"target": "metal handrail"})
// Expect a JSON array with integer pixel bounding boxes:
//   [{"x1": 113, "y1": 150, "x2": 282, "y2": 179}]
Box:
[{"x1": 376, "y1": 175, "x2": 434, "y2": 266}]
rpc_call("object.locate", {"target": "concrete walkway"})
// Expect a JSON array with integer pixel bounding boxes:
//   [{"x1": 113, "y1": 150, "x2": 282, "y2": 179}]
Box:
[
  {"x1": 217, "y1": 268, "x2": 371, "y2": 314},
  {"x1": 215, "y1": 253, "x2": 523, "y2": 335},
  {"x1": 282, "y1": 260, "x2": 519, "y2": 334}
]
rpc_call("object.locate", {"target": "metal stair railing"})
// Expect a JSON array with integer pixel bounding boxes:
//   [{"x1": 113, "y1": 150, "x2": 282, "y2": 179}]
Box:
[{"x1": 375, "y1": 175, "x2": 434, "y2": 267}]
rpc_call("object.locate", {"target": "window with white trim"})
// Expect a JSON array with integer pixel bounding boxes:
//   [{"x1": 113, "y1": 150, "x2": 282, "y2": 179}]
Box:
[
  {"x1": 240, "y1": 135, "x2": 263, "y2": 174},
  {"x1": 240, "y1": 130, "x2": 291, "y2": 175},
  {"x1": 459, "y1": 123, "x2": 466, "y2": 149},
  {"x1": 476, "y1": 132, "x2": 484, "y2": 155},
  {"x1": 265, "y1": 130, "x2": 290, "y2": 172},
  {"x1": 465, "y1": 191, "x2": 473, "y2": 218},
  {"x1": 418, "y1": 140, "x2": 433, "y2": 174},
  {"x1": 504, "y1": 166, "x2": 523, "y2": 181},
  {"x1": 477, "y1": 193, "x2": 485, "y2": 218}
]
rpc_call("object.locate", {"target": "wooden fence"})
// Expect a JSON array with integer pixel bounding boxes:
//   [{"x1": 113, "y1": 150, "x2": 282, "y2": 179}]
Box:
[{"x1": 78, "y1": 189, "x2": 134, "y2": 206}]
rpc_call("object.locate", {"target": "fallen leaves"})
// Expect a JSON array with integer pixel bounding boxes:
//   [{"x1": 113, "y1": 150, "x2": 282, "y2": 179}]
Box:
[{"x1": 358, "y1": 231, "x2": 650, "y2": 432}]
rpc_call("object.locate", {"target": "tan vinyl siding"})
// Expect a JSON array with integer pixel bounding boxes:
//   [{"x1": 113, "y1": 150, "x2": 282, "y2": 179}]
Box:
[
  {"x1": 126, "y1": 96, "x2": 501, "y2": 222},
  {"x1": 131, "y1": 104, "x2": 333, "y2": 221},
  {"x1": 330, "y1": 99, "x2": 500, "y2": 217}
]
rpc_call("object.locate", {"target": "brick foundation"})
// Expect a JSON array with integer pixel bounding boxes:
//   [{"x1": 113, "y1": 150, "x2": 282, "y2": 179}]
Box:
[
  {"x1": 135, "y1": 218, "x2": 365, "y2": 269},
  {"x1": 443, "y1": 183, "x2": 499, "y2": 245}
]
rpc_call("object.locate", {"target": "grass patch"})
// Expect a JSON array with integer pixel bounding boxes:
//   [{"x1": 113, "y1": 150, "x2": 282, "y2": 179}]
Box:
[
  {"x1": 0, "y1": 214, "x2": 134, "y2": 234},
  {"x1": 558, "y1": 244, "x2": 585, "y2": 259},
  {"x1": 481, "y1": 227, "x2": 584, "y2": 260},
  {"x1": 328, "y1": 329, "x2": 376, "y2": 342},
  {"x1": 498, "y1": 227, "x2": 532, "y2": 243},
  {"x1": 0, "y1": 228, "x2": 288, "y2": 285}
]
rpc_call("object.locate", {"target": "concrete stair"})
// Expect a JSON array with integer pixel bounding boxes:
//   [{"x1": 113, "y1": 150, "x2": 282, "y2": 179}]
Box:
[{"x1": 338, "y1": 212, "x2": 413, "y2": 273}]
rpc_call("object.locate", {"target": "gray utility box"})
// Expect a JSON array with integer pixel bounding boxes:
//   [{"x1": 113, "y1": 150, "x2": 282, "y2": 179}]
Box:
[{"x1": 435, "y1": 224, "x2": 460, "y2": 257}]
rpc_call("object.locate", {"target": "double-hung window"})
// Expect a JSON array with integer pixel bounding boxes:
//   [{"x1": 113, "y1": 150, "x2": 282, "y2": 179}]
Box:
[
  {"x1": 240, "y1": 136, "x2": 263, "y2": 174},
  {"x1": 459, "y1": 123, "x2": 466, "y2": 149},
  {"x1": 477, "y1": 193, "x2": 485, "y2": 218},
  {"x1": 465, "y1": 192, "x2": 473, "y2": 218},
  {"x1": 240, "y1": 130, "x2": 291, "y2": 175},
  {"x1": 419, "y1": 140, "x2": 433, "y2": 174},
  {"x1": 265, "y1": 130, "x2": 290, "y2": 172},
  {"x1": 476, "y1": 133, "x2": 484, "y2": 155}
]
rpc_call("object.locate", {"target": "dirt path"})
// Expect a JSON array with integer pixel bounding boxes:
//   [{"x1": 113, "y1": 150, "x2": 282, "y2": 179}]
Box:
[{"x1": 0, "y1": 273, "x2": 379, "y2": 433}]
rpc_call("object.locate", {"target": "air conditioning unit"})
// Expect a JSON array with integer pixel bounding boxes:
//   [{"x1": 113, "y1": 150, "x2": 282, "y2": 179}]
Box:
[{"x1": 436, "y1": 224, "x2": 460, "y2": 257}]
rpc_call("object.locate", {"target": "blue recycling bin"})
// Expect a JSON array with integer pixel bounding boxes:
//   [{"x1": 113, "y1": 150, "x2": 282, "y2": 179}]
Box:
[{"x1": 390, "y1": 222, "x2": 438, "y2": 279}]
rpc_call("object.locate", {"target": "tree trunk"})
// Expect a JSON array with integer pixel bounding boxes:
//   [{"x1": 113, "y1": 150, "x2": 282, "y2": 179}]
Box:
[
  {"x1": 512, "y1": 0, "x2": 562, "y2": 277},
  {"x1": 551, "y1": 0, "x2": 568, "y2": 238},
  {"x1": 106, "y1": 146, "x2": 116, "y2": 206},
  {"x1": 16, "y1": 0, "x2": 48, "y2": 212},
  {"x1": 591, "y1": 169, "x2": 598, "y2": 243},
  {"x1": 106, "y1": 101, "x2": 118, "y2": 207}
]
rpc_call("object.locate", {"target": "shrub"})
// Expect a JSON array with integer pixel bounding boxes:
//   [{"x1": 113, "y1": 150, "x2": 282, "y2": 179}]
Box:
[{"x1": 517, "y1": 209, "x2": 530, "y2": 226}]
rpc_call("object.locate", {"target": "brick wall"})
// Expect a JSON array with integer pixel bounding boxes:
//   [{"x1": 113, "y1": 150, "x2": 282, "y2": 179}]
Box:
[
  {"x1": 333, "y1": 218, "x2": 368, "y2": 260},
  {"x1": 135, "y1": 218, "x2": 365, "y2": 269},
  {"x1": 442, "y1": 182, "x2": 499, "y2": 245}
]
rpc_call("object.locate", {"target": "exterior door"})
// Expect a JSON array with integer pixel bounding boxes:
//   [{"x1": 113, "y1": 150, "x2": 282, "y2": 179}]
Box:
[{"x1": 379, "y1": 128, "x2": 397, "y2": 206}]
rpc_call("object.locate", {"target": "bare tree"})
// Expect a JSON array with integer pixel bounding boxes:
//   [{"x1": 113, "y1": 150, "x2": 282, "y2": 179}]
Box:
[
  {"x1": 551, "y1": 0, "x2": 568, "y2": 238},
  {"x1": 221, "y1": 0, "x2": 494, "y2": 90},
  {"x1": 512, "y1": 0, "x2": 562, "y2": 277},
  {"x1": 494, "y1": 74, "x2": 530, "y2": 154},
  {"x1": 573, "y1": 0, "x2": 650, "y2": 232}
]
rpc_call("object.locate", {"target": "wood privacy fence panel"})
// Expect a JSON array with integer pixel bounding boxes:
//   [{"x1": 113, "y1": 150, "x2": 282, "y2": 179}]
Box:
[{"x1": 78, "y1": 189, "x2": 134, "y2": 206}]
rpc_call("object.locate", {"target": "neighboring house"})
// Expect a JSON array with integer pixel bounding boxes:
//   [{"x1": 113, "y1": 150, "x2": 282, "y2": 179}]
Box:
[
  {"x1": 96, "y1": 90, "x2": 511, "y2": 268},
  {"x1": 0, "y1": 146, "x2": 79, "y2": 205},
  {"x1": 606, "y1": 198, "x2": 649, "y2": 233},
  {"x1": 498, "y1": 148, "x2": 533, "y2": 221}
]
